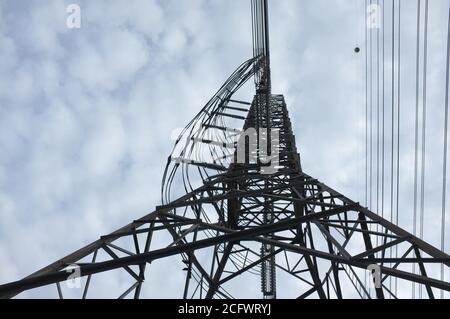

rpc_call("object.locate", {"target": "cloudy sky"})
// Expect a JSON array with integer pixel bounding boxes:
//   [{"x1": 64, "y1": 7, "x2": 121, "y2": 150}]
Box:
[{"x1": 0, "y1": 0, "x2": 449, "y2": 298}]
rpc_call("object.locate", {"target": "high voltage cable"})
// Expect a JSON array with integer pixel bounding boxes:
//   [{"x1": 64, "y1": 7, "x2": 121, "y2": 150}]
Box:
[
  {"x1": 374, "y1": 0, "x2": 379, "y2": 256},
  {"x1": 441, "y1": 4, "x2": 450, "y2": 300},
  {"x1": 412, "y1": 0, "x2": 421, "y2": 299},
  {"x1": 419, "y1": 0, "x2": 429, "y2": 299},
  {"x1": 363, "y1": 0, "x2": 444, "y2": 299},
  {"x1": 381, "y1": 0, "x2": 388, "y2": 294},
  {"x1": 382, "y1": 0, "x2": 386, "y2": 226},
  {"x1": 376, "y1": 0, "x2": 381, "y2": 251},
  {"x1": 364, "y1": 0, "x2": 370, "y2": 296},
  {"x1": 369, "y1": 0, "x2": 375, "y2": 297},
  {"x1": 370, "y1": 0, "x2": 374, "y2": 213},
  {"x1": 365, "y1": 0, "x2": 369, "y2": 209},
  {"x1": 395, "y1": 0, "x2": 401, "y2": 296},
  {"x1": 389, "y1": 0, "x2": 396, "y2": 296}
]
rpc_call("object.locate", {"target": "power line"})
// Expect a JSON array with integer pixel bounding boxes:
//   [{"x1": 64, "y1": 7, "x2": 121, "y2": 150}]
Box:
[
  {"x1": 419, "y1": 0, "x2": 429, "y2": 299},
  {"x1": 370, "y1": 0, "x2": 374, "y2": 213},
  {"x1": 368, "y1": 3, "x2": 375, "y2": 298},
  {"x1": 395, "y1": 0, "x2": 402, "y2": 296},
  {"x1": 381, "y1": 0, "x2": 386, "y2": 235},
  {"x1": 381, "y1": 0, "x2": 388, "y2": 294},
  {"x1": 366, "y1": 0, "x2": 370, "y2": 209},
  {"x1": 364, "y1": 0, "x2": 370, "y2": 296},
  {"x1": 441, "y1": 4, "x2": 450, "y2": 301},
  {"x1": 389, "y1": 0, "x2": 396, "y2": 296},
  {"x1": 376, "y1": 0, "x2": 381, "y2": 251},
  {"x1": 412, "y1": 0, "x2": 421, "y2": 299}
]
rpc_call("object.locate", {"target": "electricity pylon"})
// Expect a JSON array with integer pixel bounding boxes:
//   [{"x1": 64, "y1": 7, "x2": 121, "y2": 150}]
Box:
[{"x1": 0, "y1": 0, "x2": 449, "y2": 299}]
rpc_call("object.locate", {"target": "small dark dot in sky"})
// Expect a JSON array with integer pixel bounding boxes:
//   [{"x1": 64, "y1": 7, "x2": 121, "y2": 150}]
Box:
[{"x1": 354, "y1": 47, "x2": 361, "y2": 53}]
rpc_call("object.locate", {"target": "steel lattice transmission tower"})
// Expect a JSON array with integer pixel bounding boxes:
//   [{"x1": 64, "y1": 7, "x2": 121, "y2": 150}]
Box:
[{"x1": 1, "y1": 0, "x2": 449, "y2": 299}]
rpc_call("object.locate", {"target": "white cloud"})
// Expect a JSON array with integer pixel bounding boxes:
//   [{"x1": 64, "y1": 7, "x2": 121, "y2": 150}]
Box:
[
  {"x1": 68, "y1": 29, "x2": 150, "y2": 92},
  {"x1": 80, "y1": 109, "x2": 127, "y2": 177}
]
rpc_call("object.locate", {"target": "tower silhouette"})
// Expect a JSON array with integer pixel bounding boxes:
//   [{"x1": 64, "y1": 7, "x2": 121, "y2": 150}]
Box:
[{"x1": 1, "y1": 0, "x2": 449, "y2": 299}]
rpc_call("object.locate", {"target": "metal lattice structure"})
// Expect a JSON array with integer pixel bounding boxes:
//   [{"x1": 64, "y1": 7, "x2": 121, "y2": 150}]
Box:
[{"x1": 1, "y1": 0, "x2": 449, "y2": 299}]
